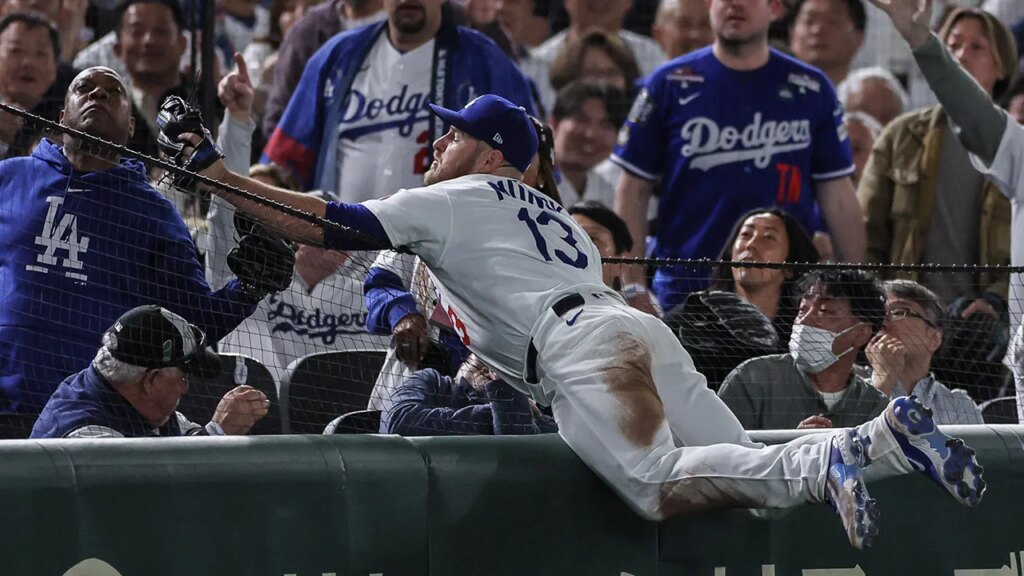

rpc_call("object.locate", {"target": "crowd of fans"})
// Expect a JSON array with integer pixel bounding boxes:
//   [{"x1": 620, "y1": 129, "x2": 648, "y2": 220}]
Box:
[{"x1": 0, "y1": 0, "x2": 1021, "y2": 438}]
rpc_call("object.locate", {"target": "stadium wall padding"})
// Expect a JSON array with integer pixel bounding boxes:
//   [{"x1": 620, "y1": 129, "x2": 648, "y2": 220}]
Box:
[{"x1": 2, "y1": 428, "x2": 1023, "y2": 576}]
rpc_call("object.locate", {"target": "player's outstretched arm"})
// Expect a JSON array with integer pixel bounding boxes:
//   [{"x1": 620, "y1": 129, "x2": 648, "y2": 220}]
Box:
[
  {"x1": 212, "y1": 166, "x2": 330, "y2": 246},
  {"x1": 868, "y1": 0, "x2": 1008, "y2": 166}
]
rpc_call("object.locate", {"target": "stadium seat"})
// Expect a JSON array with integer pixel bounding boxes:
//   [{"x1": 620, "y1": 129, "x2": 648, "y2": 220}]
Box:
[
  {"x1": 979, "y1": 396, "x2": 1018, "y2": 424},
  {"x1": 0, "y1": 414, "x2": 37, "y2": 439},
  {"x1": 177, "y1": 353, "x2": 281, "y2": 435},
  {"x1": 280, "y1": 350, "x2": 387, "y2": 434},
  {"x1": 324, "y1": 410, "x2": 382, "y2": 434}
]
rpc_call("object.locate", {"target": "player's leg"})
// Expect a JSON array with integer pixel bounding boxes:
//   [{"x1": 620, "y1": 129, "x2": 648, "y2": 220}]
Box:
[
  {"x1": 632, "y1": 305, "x2": 984, "y2": 507},
  {"x1": 633, "y1": 311, "x2": 754, "y2": 447},
  {"x1": 540, "y1": 310, "x2": 879, "y2": 546}
]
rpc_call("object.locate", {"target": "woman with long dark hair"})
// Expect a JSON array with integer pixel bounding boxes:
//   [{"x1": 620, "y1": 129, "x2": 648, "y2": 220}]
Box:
[
  {"x1": 709, "y1": 207, "x2": 821, "y2": 342},
  {"x1": 664, "y1": 208, "x2": 819, "y2": 390}
]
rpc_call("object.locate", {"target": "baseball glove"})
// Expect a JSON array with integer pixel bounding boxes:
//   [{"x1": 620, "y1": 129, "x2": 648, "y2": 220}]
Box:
[
  {"x1": 227, "y1": 227, "x2": 296, "y2": 301},
  {"x1": 156, "y1": 95, "x2": 223, "y2": 189}
]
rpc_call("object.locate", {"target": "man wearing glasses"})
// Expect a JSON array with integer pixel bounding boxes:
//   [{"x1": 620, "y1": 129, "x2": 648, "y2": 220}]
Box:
[{"x1": 867, "y1": 280, "x2": 984, "y2": 425}]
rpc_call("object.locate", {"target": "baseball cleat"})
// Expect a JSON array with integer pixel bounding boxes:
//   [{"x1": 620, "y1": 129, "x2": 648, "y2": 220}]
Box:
[
  {"x1": 825, "y1": 429, "x2": 880, "y2": 549},
  {"x1": 885, "y1": 395, "x2": 986, "y2": 507}
]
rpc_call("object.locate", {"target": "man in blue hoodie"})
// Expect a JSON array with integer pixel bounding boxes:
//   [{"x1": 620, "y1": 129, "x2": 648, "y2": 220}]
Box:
[{"x1": 0, "y1": 66, "x2": 288, "y2": 415}]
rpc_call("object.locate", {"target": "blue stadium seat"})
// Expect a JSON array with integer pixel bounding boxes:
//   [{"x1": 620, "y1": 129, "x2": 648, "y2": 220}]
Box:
[
  {"x1": 178, "y1": 353, "x2": 281, "y2": 435},
  {"x1": 280, "y1": 350, "x2": 387, "y2": 434}
]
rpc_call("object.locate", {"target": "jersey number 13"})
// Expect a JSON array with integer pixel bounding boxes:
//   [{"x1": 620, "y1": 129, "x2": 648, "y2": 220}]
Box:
[{"x1": 517, "y1": 207, "x2": 588, "y2": 269}]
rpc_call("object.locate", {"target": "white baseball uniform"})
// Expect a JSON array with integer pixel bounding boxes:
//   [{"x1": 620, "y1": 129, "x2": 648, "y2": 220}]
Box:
[
  {"x1": 969, "y1": 119, "x2": 1024, "y2": 421},
  {"x1": 336, "y1": 34, "x2": 436, "y2": 204},
  {"x1": 363, "y1": 173, "x2": 913, "y2": 518}
]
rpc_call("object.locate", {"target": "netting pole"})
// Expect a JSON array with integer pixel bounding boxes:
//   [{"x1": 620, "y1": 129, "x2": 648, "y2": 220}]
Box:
[{"x1": 200, "y1": 0, "x2": 216, "y2": 134}]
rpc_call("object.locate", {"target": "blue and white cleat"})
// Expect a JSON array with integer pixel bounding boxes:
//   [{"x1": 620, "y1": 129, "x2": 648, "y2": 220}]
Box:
[
  {"x1": 825, "y1": 429, "x2": 880, "y2": 549},
  {"x1": 885, "y1": 395, "x2": 986, "y2": 507}
]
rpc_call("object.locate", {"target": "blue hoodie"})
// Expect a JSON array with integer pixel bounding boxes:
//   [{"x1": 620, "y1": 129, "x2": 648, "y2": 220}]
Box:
[{"x1": 0, "y1": 139, "x2": 257, "y2": 413}]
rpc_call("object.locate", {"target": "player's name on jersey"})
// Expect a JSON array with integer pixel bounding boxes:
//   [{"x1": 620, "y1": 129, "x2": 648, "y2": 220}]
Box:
[
  {"x1": 487, "y1": 178, "x2": 563, "y2": 212},
  {"x1": 339, "y1": 84, "x2": 431, "y2": 128},
  {"x1": 680, "y1": 112, "x2": 812, "y2": 171},
  {"x1": 267, "y1": 294, "x2": 369, "y2": 345}
]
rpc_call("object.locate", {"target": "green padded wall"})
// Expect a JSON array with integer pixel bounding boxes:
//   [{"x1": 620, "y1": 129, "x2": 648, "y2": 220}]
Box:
[{"x1": 1, "y1": 427, "x2": 1022, "y2": 575}]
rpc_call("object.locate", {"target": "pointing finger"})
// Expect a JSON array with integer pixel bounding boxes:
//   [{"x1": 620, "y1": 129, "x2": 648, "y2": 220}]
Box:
[{"x1": 233, "y1": 52, "x2": 250, "y2": 85}]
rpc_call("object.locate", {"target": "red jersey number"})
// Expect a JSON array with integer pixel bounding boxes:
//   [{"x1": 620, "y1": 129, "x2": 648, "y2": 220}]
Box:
[{"x1": 447, "y1": 305, "x2": 471, "y2": 346}]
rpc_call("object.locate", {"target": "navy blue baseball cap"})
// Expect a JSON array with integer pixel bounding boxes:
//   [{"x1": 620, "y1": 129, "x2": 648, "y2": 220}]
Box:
[{"x1": 428, "y1": 95, "x2": 539, "y2": 173}]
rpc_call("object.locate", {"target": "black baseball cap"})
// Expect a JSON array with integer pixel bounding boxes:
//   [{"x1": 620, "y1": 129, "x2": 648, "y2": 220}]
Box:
[
  {"x1": 103, "y1": 305, "x2": 221, "y2": 379},
  {"x1": 428, "y1": 95, "x2": 539, "y2": 173}
]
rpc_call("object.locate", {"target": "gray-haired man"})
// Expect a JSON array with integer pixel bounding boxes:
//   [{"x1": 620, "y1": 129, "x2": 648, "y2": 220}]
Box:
[{"x1": 31, "y1": 305, "x2": 268, "y2": 438}]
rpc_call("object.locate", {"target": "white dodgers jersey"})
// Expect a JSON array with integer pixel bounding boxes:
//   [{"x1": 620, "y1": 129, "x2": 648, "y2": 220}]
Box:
[
  {"x1": 336, "y1": 35, "x2": 435, "y2": 203},
  {"x1": 363, "y1": 174, "x2": 609, "y2": 381}
]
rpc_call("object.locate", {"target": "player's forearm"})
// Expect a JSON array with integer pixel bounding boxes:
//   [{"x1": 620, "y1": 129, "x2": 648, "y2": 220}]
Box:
[
  {"x1": 215, "y1": 169, "x2": 329, "y2": 246},
  {"x1": 614, "y1": 173, "x2": 652, "y2": 280},
  {"x1": 912, "y1": 33, "x2": 1008, "y2": 167}
]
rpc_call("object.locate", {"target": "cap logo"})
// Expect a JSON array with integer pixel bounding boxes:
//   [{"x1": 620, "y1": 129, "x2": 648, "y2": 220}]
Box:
[
  {"x1": 493, "y1": 133, "x2": 503, "y2": 144},
  {"x1": 162, "y1": 339, "x2": 173, "y2": 363}
]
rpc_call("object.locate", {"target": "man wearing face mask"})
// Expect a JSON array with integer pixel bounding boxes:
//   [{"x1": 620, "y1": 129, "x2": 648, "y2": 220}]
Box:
[{"x1": 718, "y1": 269, "x2": 889, "y2": 430}]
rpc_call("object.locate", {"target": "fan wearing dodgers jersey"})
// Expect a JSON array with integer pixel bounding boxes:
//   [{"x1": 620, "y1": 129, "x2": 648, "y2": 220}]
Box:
[
  {"x1": 207, "y1": 55, "x2": 390, "y2": 384},
  {"x1": 612, "y1": 0, "x2": 867, "y2": 313},
  {"x1": 262, "y1": 0, "x2": 536, "y2": 197},
  {"x1": 175, "y1": 94, "x2": 986, "y2": 550}
]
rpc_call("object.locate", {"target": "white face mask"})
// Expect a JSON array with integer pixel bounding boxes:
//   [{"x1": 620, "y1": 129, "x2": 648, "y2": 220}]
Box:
[{"x1": 789, "y1": 322, "x2": 862, "y2": 374}]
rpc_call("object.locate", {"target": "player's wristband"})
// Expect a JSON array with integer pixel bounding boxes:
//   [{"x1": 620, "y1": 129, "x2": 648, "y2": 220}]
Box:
[{"x1": 621, "y1": 283, "x2": 648, "y2": 300}]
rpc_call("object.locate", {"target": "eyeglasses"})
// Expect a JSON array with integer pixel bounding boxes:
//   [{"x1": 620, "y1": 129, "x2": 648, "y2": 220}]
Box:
[{"x1": 885, "y1": 307, "x2": 938, "y2": 328}]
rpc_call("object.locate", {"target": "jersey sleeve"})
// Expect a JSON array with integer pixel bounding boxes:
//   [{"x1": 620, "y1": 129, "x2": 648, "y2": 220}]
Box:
[
  {"x1": 610, "y1": 76, "x2": 669, "y2": 181},
  {"x1": 810, "y1": 86, "x2": 856, "y2": 181},
  {"x1": 362, "y1": 185, "x2": 454, "y2": 264},
  {"x1": 970, "y1": 119, "x2": 1024, "y2": 203}
]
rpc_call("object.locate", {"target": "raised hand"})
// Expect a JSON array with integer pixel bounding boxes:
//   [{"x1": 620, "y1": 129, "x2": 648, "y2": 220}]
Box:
[
  {"x1": 866, "y1": 333, "x2": 907, "y2": 395},
  {"x1": 865, "y1": 0, "x2": 933, "y2": 49},
  {"x1": 218, "y1": 52, "x2": 255, "y2": 123}
]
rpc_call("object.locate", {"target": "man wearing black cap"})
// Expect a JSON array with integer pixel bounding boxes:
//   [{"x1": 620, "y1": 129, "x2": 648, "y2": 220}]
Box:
[
  {"x1": 31, "y1": 305, "x2": 269, "y2": 438},
  {"x1": 166, "y1": 94, "x2": 986, "y2": 550}
]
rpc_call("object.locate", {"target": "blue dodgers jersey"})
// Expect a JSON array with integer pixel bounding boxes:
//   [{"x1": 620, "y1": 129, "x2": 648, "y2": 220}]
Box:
[{"x1": 611, "y1": 47, "x2": 853, "y2": 308}]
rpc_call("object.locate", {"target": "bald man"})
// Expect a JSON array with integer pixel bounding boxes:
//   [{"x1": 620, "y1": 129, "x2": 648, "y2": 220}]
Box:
[{"x1": 0, "y1": 66, "x2": 268, "y2": 417}]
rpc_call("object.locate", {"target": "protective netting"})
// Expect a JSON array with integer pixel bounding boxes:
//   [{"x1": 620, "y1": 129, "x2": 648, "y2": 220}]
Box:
[
  {"x1": 1, "y1": 0, "x2": 1020, "y2": 440},
  {"x1": 0, "y1": 96, "x2": 1015, "y2": 439}
]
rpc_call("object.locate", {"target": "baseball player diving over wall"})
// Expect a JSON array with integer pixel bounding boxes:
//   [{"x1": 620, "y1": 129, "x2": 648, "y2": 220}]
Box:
[{"x1": 161, "y1": 93, "x2": 986, "y2": 550}]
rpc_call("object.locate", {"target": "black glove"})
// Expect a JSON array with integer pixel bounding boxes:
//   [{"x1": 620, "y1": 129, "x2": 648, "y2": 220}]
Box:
[
  {"x1": 227, "y1": 228, "x2": 296, "y2": 302},
  {"x1": 156, "y1": 95, "x2": 223, "y2": 189}
]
